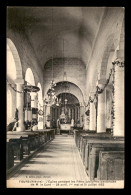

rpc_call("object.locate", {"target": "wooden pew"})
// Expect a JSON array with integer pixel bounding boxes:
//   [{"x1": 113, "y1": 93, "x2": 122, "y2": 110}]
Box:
[
  {"x1": 37, "y1": 131, "x2": 46, "y2": 145},
  {"x1": 97, "y1": 151, "x2": 124, "y2": 180},
  {"x1": 88, "y1": 142, "x2": 124, "y2": 180},
  {"x1": 43, "y1": 129, "x2": 55, "y2": 142},
  {"x1": 21, "y1": 136, "x2": 30, "y2": 155},
  {"x1": 84, "y1": 138, "x2": 124, "y2": 168},
  {"x1": 8, "y1": 138, "x2": 23, "y2": 161},
  {"x1": 6, "y1": 141, "x2": 14, "y2": 170},
  {"x1": 7, "y1": 133, "x2": 24, "y2": 161},
  {"x1": 7, "y1": 132, "x2": 36, "y2": 154},
  {"x1": 80, "y1": 133, "x2": 112, "y2": 163},
  {"x1": 74, "y1": 130, "x2": 96, "y2": 150},
  {"x1": 6, "y1": 129, "x2": 55, "y2": 173}
]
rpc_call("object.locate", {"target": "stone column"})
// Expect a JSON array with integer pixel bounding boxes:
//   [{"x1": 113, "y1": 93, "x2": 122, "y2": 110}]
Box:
[
  {"x1": 46, "y1": 104, "x2": 51, "y2": 128},
  {"x1": 38, "y1": 99, "x2": 43, "y2": 130},
  {"x1": 15, "y1": 79, "x2": 25, "y2": 132},
  {"x1": 97, "y1": 83, "x2": 106, "y2": 133},
  {"x1": 72, "y1": 108, "x2": 74, "y2": 120},
  {"x1": 113, "y1": 58, "x2": 124, "y2": 137},
  {"x1": 30, "y1": 92, "x2": 38, "y2": 108},
  {"x1": 106, "y1": 88, "x2": 112, "y2": 129},
  {"x1": 84, "y1": 107, "x2": 89, "y2": 130},
  {"x1": 78, "y1": 107, "x2": 80, "y2": 122},
  {"x1": 89, "y1": 101, "x2": 96, "y2": 131},
  {"x1": 70, "y1": 108, "x2": 72, "y2": 119},
  {"x1": 30, "y1": 92, "x2": 38, "y2": 130},
  {"x1": 68, "y1": 108, "x2": 71, "y2": 118},
  {"x1": 43, "y1": 104, "x2": 46, "y2": 128},
  {"x1": 75, "y1": 107, "x2": 77, "y2": 124},
  {"x1": 80, "y1": 106, "x2": 84, "y2": 128}
]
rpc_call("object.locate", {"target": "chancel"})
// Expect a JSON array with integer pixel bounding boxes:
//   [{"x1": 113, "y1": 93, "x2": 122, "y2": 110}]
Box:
[{"x1": 6, "y1": 7, "x2": 124, "y2": 188}]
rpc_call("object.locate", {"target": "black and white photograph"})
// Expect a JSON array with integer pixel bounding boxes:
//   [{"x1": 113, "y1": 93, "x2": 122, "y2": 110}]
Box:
[{"x1": 6, "y1": 6, "x2": 124, "y2": 188}]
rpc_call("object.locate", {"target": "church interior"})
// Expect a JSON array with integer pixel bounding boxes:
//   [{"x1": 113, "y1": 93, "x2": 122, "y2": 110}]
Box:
[{"x1": 6, "y1": 7, "x2": 124, "y2": 188}]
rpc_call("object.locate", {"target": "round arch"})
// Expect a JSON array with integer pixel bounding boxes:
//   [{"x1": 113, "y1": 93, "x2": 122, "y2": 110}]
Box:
[
  {"x1": 45, "y1": 81, "x2": 85, "y2": 106},
  {"x1": 7, "y1": 38, "x2": 23, "y2": 80},
  {"x1": 25, "y1": 68, "x2": 35, "y2": 86},
  {"x1": 43, "y1": 58, "x2": 87, "y2": 102},
  {"x1": 7, "y1": 89, "x2": 12, "y2": 124},
  {"x1": 56, "y1": 92, "x2": 80, "y2": 105}
]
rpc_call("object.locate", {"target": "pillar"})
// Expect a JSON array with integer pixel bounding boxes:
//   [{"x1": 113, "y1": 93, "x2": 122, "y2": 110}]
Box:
[
  {"x1": 106, "y1": 88, "x2": 112, "y2": 129},
  {"x1": 84, "y1": 107, "x2": 89, "y2": 130},
  {"x1": 97, "y1": 83, "x2": 106, "y2": 133},
  {"x1": 30, "y1": 92, "x2": 38, "y2": 108},
  {"x1": 89, "y1": 101, "x2": 96, "y2": 131},
  {"x1": 113, "y1": 58, "x2": 124, "y2": 136},
  {"x1": 38, "y1": 99, "x2": 43, "y2": 130},
  {"x1": 78, "y1": 107, "x2": 80, "y2": 122},
  {"x1": 30, "y1": 92, "x2": 38, "y2": 130},
  {"x1": 72, "y1": 108, "x2": 74, "y2": 120},
  {"x1": 80, "y1": 106, "x2": 84, "y2": 128},
  {"x1": 68, "y1": 108, "x2": 71, "y2": 118},
  {"x1": 15, "y1": 79, "x2": 25, "y2": 132},
  {"x1": 58, "y1": 107, "x2": 61, "y2": 118},
  {"x1": 75, "y1": 107, "x2": 77, "y2": 124},
  {"x1": 46, "y1": 104, "x2": 51, "y2": 128},
  {"x1": 43, "y1": 104, "x2": 46, "y2": 128}
]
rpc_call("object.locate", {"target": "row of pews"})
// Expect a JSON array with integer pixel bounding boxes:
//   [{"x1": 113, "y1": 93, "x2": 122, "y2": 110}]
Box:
[
  {"x1": 6, "y1": 129, "x2": 55, "y2": 173},
  {"x1": 74, "y1": 130, "x2": 124, "y2": 181}
]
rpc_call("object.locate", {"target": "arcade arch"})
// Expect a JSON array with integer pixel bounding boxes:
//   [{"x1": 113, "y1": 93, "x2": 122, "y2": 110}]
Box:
[{"x1": 7, "y1": 38, "x2": 24, "y2": 131}]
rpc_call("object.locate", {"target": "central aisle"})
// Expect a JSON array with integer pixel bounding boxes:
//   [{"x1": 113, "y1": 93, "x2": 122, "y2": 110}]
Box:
[{"x1": 7, "y1": 135, "x2": 89, "y2": 188}]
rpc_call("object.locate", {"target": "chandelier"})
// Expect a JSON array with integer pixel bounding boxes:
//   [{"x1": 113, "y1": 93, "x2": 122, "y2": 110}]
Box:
[
  {"x1": 44, "y1": 8, "x2": 57, "y2": 106},
  {"x1": 56, "y1": 39, "x2": 70, "y2": 107},
  {"x1": 7, "y1": 79, "x2": 40, "y2": 93},
  {"x1": 47, "y1": 80, "x2": 56, "y2": 105}
]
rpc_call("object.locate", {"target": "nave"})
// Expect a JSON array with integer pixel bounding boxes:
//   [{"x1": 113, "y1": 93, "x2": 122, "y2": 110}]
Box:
[
  {"x1": 6, "y1": 7, "x2": 125, "y2": 189},
  {"x1": 7, "y1": 135, "x2": 89, "y2": 188}
]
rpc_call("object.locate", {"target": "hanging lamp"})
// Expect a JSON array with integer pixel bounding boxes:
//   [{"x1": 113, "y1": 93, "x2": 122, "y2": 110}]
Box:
[{"x1": 47, "y1": 8, "x2": 57, "y2": 106}]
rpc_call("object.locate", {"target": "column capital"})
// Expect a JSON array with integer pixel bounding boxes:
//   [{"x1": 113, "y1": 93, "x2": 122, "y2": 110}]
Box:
[
  {"x1": 89, "y1": 92, "x2": 96, "y2": 102},
  {"x1": 106, "y1": 84, "x2": 113, "y2": 91},
  {"x1": 30, "y1": 92, "x2": 38, "y2": 97},
  {"x1": 89, "y1": 91, "x2": 96, "y2": 97},
  {"x1": 97, "y1": 79, "x2": 106, "y2": 86},
  {"x1": 112, "y1": 58, "x2": 124, "y2": 68},
  {"x1": 15, "y1": 78, "x2": 25, "y2": 84}
]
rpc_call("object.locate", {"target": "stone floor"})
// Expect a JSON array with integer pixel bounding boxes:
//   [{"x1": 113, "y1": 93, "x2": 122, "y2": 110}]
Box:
[{"x1": 7, "y1": 134, "x2": 89, "y2": 188}]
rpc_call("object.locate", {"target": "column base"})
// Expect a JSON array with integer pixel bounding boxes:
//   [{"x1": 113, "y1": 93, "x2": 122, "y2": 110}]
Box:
[
  {"x1": 32, "y1": 125, "x2": 38, "y2": 131},
  {"x1": 89, "y1": 129, "x2": 96, "y2": 131},
  {"x1": 97, "y1": 130, "x2": 106, "y2": 133},
  {"x1": 16, "y1": 126, "x2": 25, "y2": 132},
  {"x1": 113, "y1": 134, "x2": 124, "y2": 137}
]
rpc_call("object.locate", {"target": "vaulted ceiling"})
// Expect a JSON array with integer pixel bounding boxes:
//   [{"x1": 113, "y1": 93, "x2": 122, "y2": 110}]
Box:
[{"x1": 7, "y1": 7, "x2": 105, "y2": 69}]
